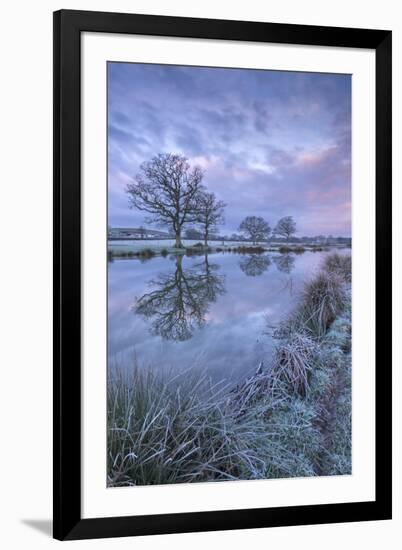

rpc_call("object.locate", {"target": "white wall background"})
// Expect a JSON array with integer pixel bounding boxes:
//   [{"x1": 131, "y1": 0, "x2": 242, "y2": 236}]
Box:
[{"x1": 0, "y1": 0, "x2": 400, "y2": 548}]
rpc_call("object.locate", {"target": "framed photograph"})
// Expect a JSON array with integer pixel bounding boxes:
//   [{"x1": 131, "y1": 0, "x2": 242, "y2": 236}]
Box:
[{"x1": 53, "y1": 9, "x2": 392, "y2": 541}]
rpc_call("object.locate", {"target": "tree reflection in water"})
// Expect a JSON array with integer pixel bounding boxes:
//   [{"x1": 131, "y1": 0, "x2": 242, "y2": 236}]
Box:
[
  {"x1": 238, "y1": 254, "x2": 271, "y2": 277},
  {"x1": 133, "y1": 254, "x2": 225, "y2": 342},
  {"x1": 272, "y1": 253, "x2": 295, "y2": 274}
]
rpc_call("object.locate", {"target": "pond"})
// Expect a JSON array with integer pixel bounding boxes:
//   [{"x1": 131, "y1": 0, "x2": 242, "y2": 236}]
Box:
[{"x1": 108, "y1": 249, "x2": 349, "y2": 384}]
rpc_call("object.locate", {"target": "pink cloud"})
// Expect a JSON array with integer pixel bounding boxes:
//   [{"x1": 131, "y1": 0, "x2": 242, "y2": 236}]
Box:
[{"x1": 297, "y1": 145, "x2": 338, "y2": 167}]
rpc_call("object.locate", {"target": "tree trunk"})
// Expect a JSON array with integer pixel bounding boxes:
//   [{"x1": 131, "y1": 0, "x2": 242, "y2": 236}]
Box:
[
  {"x1": 204, "y1": 231, "x2": 208, "y2": 248},
  {"x1": 175, "y1": 230, "x2": 183, "y2": 248}
]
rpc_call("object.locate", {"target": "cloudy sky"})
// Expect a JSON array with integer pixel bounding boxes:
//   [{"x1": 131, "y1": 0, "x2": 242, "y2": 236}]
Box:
[{"x1": 108, "y1": 62, "x2": 351, "y2": 237}]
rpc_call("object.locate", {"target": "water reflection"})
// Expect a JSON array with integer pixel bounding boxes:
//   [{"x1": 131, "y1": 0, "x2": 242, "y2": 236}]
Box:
[
  {"x1": 133, "y1": 251, "x2": 298, "y2": 342},
  {"x1": 109, "y1": 249, "x2": 350, "y2": 382},
  {"x1": 133, "y1": 254, "x2": 225, "y2": 342},
  {"x1": 272, "y1": 253, "x2": 295, "y2": 274},
  {"x1": 239, "y1": 254, "x2": 271, "y2": 276}
]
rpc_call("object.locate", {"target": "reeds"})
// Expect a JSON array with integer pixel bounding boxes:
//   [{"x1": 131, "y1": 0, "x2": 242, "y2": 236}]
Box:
[
  {"x1": 296, "y1": 271, "x2": 347, "y2": 337},
  {"x1": 271, "y1": 333, "x2": 317, "y2": 395},
  {"x1": 322, "y1": 253, "x2": 352, "y2": 282},
  {"x1": 232, "y1": 246, "x2": 265, "y2": 254},
  {"x1": 278, "y1": 246, "x2": 306, "y2": 254},
  {"x1": 108, "y1": 248, "x2": 157, "y2": 259}
]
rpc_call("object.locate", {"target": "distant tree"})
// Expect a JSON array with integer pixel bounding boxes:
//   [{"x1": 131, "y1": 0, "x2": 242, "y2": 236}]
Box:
[
  {"x1": 196, "y1": 191, "x2": 226, "y2": 246},
  {"x1": 274, "y1": 216, "x2": 296, "y2": 242},
  {"x1": 126, "y1": 153, "x2": 204, "y2": 248},
  {"x1": 239, "y1": 216, "x2": 271, "y2": 244},
  {"x1": 185, "y1": 227, "x2": 203, "y2": 240}
]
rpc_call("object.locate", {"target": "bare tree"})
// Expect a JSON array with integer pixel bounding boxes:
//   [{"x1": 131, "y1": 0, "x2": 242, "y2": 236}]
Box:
[
  {"x1": 274, "y1": 216, "x2": 296, "y2": 242},
  {"x1": 126, "y1": 153, "x2": 204, "y2": 248},
  {"x1": 239, "y1": 216, "x2": 271, "y2": 244},
  {"x1": 196, "y1": 191, "x2": 226, "y2": 247}
]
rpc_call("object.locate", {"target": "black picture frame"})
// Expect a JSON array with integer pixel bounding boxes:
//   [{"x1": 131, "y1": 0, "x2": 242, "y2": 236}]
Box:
[{"x1": 53, "y1": 9, "x2": 392, "y2": 541}]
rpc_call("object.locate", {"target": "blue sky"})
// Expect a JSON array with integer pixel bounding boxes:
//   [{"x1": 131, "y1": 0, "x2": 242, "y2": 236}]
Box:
[{"x1": 108, "y1": 62, "x2": 351, "y2": 236}]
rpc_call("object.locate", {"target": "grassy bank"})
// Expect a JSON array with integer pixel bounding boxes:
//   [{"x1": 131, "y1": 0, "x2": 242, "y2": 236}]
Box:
[{"x1": 108, "y1": 253, "x2": 351, "y2": 486}]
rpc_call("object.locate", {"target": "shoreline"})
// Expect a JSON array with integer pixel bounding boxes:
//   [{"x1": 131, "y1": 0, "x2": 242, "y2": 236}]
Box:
[{"x1": 108, "y1": 241, "x2": 350, "y2": 259}]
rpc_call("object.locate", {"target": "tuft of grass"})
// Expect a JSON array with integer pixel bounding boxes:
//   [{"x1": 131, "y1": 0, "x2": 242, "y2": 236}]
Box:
[
  {"x1": 322, "y1": 253, "x2": 352, "y2": 282},
  {"x1": 287, "y1": 271, "x2": 347, "y2": 339},
  {"x1": 137, "y1": 248, "x2": 155, "y2": 259},
  {"x1": 160, "y1": 248, "x2": 168, "y2": 257},
  {"x1": 109, "y1": 247, "x2": 158, "y2": 259},
  {"x1": 271, "y1": 333, "x2": 317, "y2": 396},
  {"x1": 278, "y1": 246, "x2": 306, "y2": 254}
]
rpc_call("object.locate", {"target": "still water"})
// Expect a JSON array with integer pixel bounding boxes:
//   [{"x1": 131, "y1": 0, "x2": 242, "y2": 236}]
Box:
[{"x1": 108, "y1": 250, "x2": 344, "y2": 383}]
